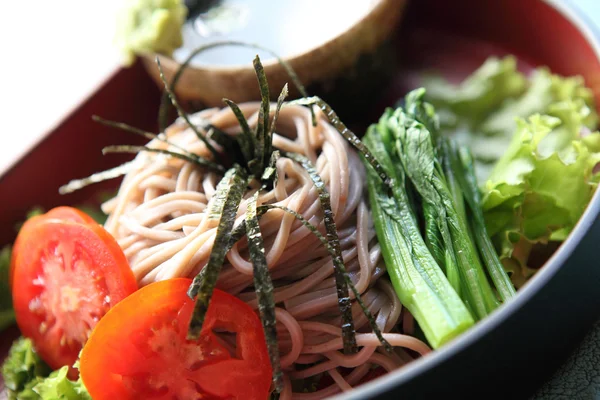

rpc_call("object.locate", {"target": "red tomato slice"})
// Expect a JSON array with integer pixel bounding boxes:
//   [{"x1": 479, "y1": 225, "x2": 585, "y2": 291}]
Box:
[
  {"x1": 12, "y1": 219, "x2": 137, "y2": 376},
  {"x1": 45, "y1": 206, "x2": 99, "y2": 225},
  {"x1": 10, "y1": 206, "x2": 99, "y2": 287},
  {"x1": 80, "y1": 278, "x2": 272, "y2": 400}
]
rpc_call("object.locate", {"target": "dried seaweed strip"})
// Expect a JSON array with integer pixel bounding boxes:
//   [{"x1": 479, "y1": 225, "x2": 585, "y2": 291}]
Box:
[
  {"x1": 223, "y1": 99, "x2": 256, "y2": 164},
  {"x1": 158, "y1": 40, "x2": 313, "y2": 133},
  {"x1": 187, "y1": 166, "x2": 248, "y2": 339},
  {"x1": 58, "y1": 161, "x2": 136, "y2": 194},
  {"x1": 289, "y1": 97, "x2": 392, "y2": 188},
  {"x1": 283, "y1": 152, "x2": 357, "y2": 354},
  {"x1": 92, "y1": 115, "x2": 205, "y2": 162},
  {"x1": 102, "y1": 145, "x2": 224, "y2": 173},
  {"x1": 264, "y1": 84, "x2": 288, "y2": 169},
  {"x1": 261, "y1": 150, "x2": 280, "y2": 185},
  {"x1": 156, "y1": 58, "x2": 221, "y2": 161},
  {"x1": 252, "y1": 56, "x2": 271, "y2": 175},
  {"x1": 258, "y1": 204, "x2": 392, "y2": 353},
  {"x1": 246, "y1": 191, "x2": 282, "y2": 392}
]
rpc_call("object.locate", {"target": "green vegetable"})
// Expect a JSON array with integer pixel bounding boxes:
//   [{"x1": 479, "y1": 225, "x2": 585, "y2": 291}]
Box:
[
  {"x1": 32, "y1": 366, "x2": 91, "y2": 400},
  {"x1": 388, "y1": 91, "x2": 499, "y2": 320},
  {"x1": 0, "y1": 245, "x2": 14, "y2": 331},
  {"x1": 115, "y1": 0, "x2": 187, "y2": 66},
  {"x1": 423, "y1": 56, "x2": 597, "y2": 183},
  {"x1": 363, "y1": 124, "x2": 474, "y2": 348},
  {"x1": 2, "y1": 338, "x2": 90, "y2": 400},
  {"x1": 439, "y1": 140, "x2": 516, "y2": 302},
  {"x1": 482, "y1": 113, "x2": 600, "y2": 285},
  {"x1": 2, "y1": 337, "x2": 52, "y2": 398},
  {"x1": 423, "y1": 55, "x2": 600, "y2": 286}
]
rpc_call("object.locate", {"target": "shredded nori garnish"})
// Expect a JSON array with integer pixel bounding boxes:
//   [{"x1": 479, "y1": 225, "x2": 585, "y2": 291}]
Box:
[
  {"x1": 187, "y1": 166, "x2": 248, "y2": 339},
  {"x1": 58, "y1": 43, "x2": 401, "y2": 387},
  {"x1": 223, "y1": 99, "x2": 256, "y2": 164},
  {"x1": 265, "y1": 84, "x2": 288, "y2": 170},
  {"x1": 156, "y1": 58, "x2": 221, "y2": 162},
  {"x1": 258, "y1": 204, "x2": 392, "y2": 353},
  {"x1": 261, "y1": 150, "x2": 280, "y2": 186},
  {"x1": 246, "y1": 191, "x2": 282, "y2": 392},
  {"x1": 252, "y1": 55, "x2": 271, "y2": 176},
  {"x1": 102, "y1": 145, "x2": 224, "y2": 173},
  {"x1": 157, "y1": 40, "x2": 315, "y2": 133},
  {"x1": 284, "y1": 152, "x2": 357, "y2": 354},
  {"x1": 59, "y1": 161, "x2": 136, "y2": 194},
  {"x1": 289, "y1": 97, "x2": 392, "y2": 188},
  {"x1": 92, "y1": 115, "x2": 211, "y2": 164}
]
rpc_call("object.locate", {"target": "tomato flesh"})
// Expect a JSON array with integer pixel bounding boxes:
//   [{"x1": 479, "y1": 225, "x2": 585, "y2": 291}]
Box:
[
  {"x1": 10, "y1": 206, "x2": 99, "y2": 287},
  {"x1": 81, "y1": 279, "x2": 272, "y2": 400},
  {"x1": 12, "y1": 218, "x2": 137, "y2": 375}
]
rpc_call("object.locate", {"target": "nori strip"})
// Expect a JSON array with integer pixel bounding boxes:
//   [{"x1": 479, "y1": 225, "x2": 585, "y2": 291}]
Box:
[
  {"x1": 92, "y1": 115, "x2": 209, "y2": 163},
  {"x1": 157, "y1": 40, "x2": 314, "y2": 133},
  {"x1": 288, "y1": 97, "x2": 392, "y2": 189},
  {"x1": 102, "y1": 145, "x2": 224, "y2": 173},
  {"x1": 258, "y1": 204, "x2": 392, "y2": 353},
  {"x1": 188, "y1": 166, "x2": 248, "y2": 339},
  {"x1": 265, "y1": 84, "x2": 288, "y2": 169},
  {"x1": 156, "y1": 58, "x2": 221, "y2": 161},
  {"x1": 283, "y1": 152, "x2": 357, "y2": 354},
  {"x1": 246, "y1": 191, "x2": 282, "y2": 392},
  {"x1": 223, "y1": 99, "x2": 256, "y2": 164},
  {"x1": 252, "y1": 56, "x2": 270, "y2": 176},
  {"x1": 58, "y1": 161, "x2": 136, "y2": 194}
]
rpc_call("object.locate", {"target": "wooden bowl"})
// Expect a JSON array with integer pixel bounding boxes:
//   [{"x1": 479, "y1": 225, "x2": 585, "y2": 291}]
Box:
[{"x1": 140, "y1": 0, "x2": 406, "y2": 108}]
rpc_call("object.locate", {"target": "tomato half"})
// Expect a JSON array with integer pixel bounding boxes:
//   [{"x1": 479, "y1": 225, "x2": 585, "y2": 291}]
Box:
[
  {"x1": 10, "y1": 206, "x2": 99, "y2": 287},
  {"x1": 80, "y1": 278, "x2": 272, "y2": 400},
  {"x1": 45, "y1": 206, "x2": 99, "y2": 225},
  {"x1": 11, "y1": 218, "x2": 137, "y2": 376}
]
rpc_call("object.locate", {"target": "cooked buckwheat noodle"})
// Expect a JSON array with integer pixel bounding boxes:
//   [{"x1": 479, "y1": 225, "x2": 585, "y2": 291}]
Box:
[{"x1": 102, "y1": 103, "x2": 429, "y2": 399}]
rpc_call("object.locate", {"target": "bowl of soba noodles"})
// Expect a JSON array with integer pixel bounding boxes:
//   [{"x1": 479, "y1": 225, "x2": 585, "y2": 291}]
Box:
[{"x1": 2, "y1": 0, "x2": 600, "y2": 399}]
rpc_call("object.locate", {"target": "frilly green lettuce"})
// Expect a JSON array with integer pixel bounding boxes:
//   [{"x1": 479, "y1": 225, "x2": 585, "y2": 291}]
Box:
[
  {"x1": 423, "y1": 56, "x2": 600, "y2": 286},
  {"x1": 482, "y1": 113, "x2": 600, "y2": 286},
  {"x1": 2, "y1": 337, "x2": 90, "y2": 400},
  {"x1": 115, "y1": 0, "x2": 188, "y2": 66},
  {"x1": 424, "y1": 56, "x2": 598, "y2": 183}
]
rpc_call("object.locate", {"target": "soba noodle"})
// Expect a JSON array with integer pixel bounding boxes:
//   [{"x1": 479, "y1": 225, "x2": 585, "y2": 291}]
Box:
[{"x1": 101, "y1": 102, "x2": 430, "y2": 398}]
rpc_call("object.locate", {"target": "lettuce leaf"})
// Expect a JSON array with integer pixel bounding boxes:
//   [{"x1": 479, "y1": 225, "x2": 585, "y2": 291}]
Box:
[
  {"x1": 2, "y1": 337, "x2": 90, "y2": 400},
  {"x1": 423, "y1": 56, "x2": 600, "y2": 286},
  {"x1": 32, "y1": 366, "x2": 91, "y2": 400},
  {"x1": 2, "y1": 337, "x2": 52, "y2": 398},
  {"x1": 423, "y1": 56, "x2": 598, "y2": 184},
  {"x1": 482, "y1": 113, "x2": 600, "y2": 285}
]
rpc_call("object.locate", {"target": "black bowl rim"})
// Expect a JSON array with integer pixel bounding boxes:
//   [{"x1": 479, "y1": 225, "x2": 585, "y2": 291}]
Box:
[{"x1": 335, "y1": 0, "x2": 600, "y2": 398}]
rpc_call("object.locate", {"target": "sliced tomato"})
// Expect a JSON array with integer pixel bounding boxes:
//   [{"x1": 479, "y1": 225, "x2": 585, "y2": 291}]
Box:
[
  {"x1": 11, "y1": 218, "x2": 137, "y2": 377},
  {"x1": 10, "y1": 206, "x2": 99, "y2": 287},
  {"x1": 45, "y1": 206, "x2": 99, "y2": 225},
  {"x1": 80, "y1": 278, "x2": 272, "y2": 400}
]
